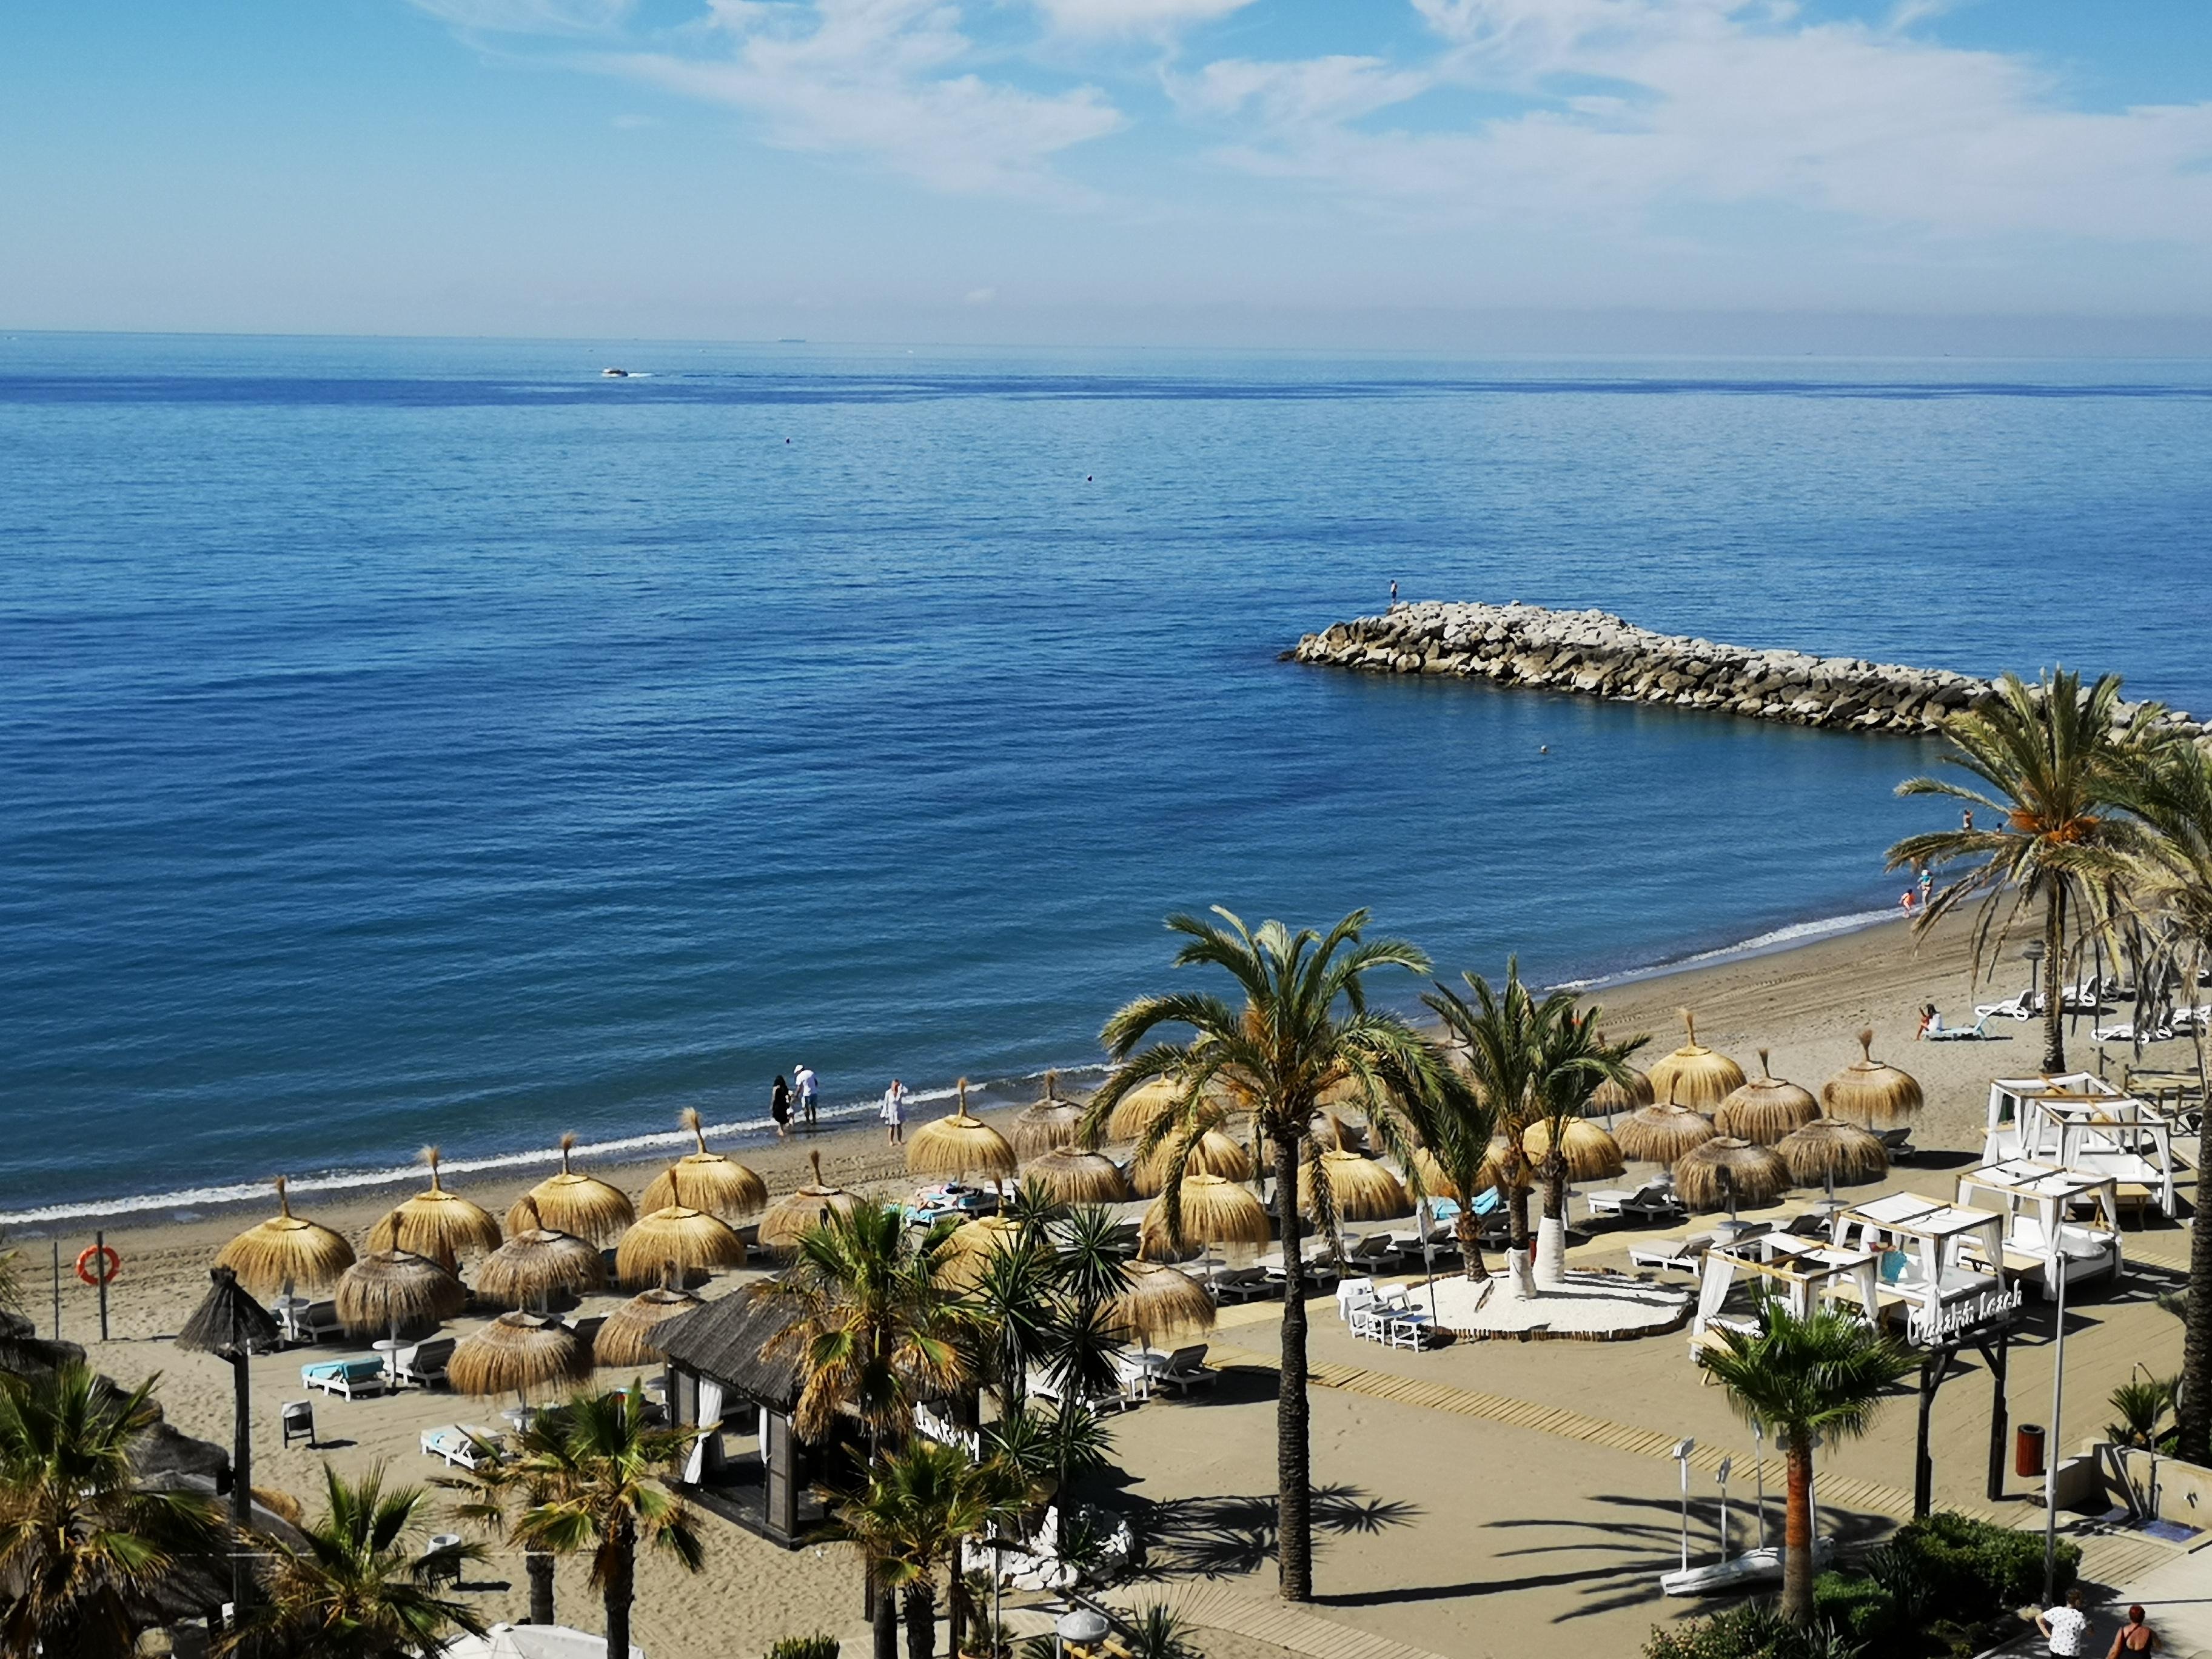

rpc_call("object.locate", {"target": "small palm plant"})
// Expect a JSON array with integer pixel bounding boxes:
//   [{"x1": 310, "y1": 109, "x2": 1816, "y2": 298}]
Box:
[
  {"x1": 220, "y1": 1463, "x2": 483, "y2": 1659},
  {"x1": 2106, "y1": 1370, "x2": 2180, "y2": 1452},
  {"x1": 435, "y1": 1429, "x2": 557, "y2": 1624},
  {"x1": 838, "y1": 1441, "x2": 1021, "y2": 1659},
  {"x1": 1697, "y1": 1301, "x2": 1915, "y2": 1622}
]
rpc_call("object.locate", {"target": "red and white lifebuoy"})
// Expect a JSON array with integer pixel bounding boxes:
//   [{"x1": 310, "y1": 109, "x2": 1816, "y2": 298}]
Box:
[{"x1": 75, "y1": 1245, "x2": 121, "y2": 1287}]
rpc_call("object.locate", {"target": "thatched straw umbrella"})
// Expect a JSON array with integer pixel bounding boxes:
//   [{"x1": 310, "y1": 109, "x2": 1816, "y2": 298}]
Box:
[
  {"x1": 1477, "y1": 1135, "x2": 1535, "y2": 1194},
  {"x1": 1010, "y1": 1071, "x2": 1086, "y2": 1160},
  {"x1": 1524, "y1": 1117, "x2": 1627, "y2": 1182},
  {"x1": 594, "y1": 1285, "x2": 702, "y2": 1368},
  {"x1": 1821, "y1": 1028, "x2": 1924, "y2": 1129},
  {"x1": 1615, "y1": 1099, "x2": 1718, "y2": 1164},
  {"x1": 758, "y1": 1150, "x2": 859, "y2": 1253},
  {"x1": 937, "y1": 1215, "x2": 1028, "y2": 1289},
  {"x1": 1298, "y1": 1148, "x2": 1410, "y2": 1222},
  {"x1": 1020, "y1": 1147, "x2": 1130, "y2": 1205},
  {"x1": 363, "y1": 1148, "x2": 503, "y2": 1271},
  {"x1": 907, "y1": 1081, "x2": 1019, "y2": 1184},
  {"x1": 1645, "y1": 1011, "x2": 1746, "y2": 1111},
  {"x1": 509, "y1": 1134, "x2": 634, "y2": 1245},
  {"x1": 1107, "y1": 1262, "x2": 1215, "y2": 1351},
  {"x1": 1777, "y1": 1117, "x2": 1890, "y2": 1195},
  {"x1": 1139, "y1": 1171, "x2": 1271, "y2": 1260},
  {"x1": 1589, "y1": 1065, "x2": 1655, "y2": 1121},
  {"x1": 641, "y1": 1110, "x2": 767, "y2": 1221},
  {"x1": 1715, "y1": 1050, "x2": 1821, "y2": 1146},
  {"x1": 1673, "y1": 1137, "x2": 1792, "y2": 1214},
  {"x1": 335, "y1": 1249, "x2": 466, "y2": 1341},
  {"x1": 448, "y1": 1312, "x2": 591, "y2": 1403},
  {"x1": 614, "y1": 1205, "x2": 745, "y2": 1290},
  {"x1": 1107, "y1": 1078, "x2": 1181, "y2": 1144},
  {"x1": 215, "y1": 1176, "x2": 355, "y2": 1302},
  {"x1": 1133, "y1": 1127, "x2": 1252, "y2": 1196},
  {"x1": 476, "y1": 1229, "x2": 607, "y2": 1312},
  {"x1": 176, "y1": 1267, "x2": 279, "y2": 1607}
]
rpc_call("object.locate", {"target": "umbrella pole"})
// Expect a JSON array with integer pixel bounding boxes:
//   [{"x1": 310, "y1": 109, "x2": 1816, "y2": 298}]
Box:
[{"x1": 230, "y1": 1350, "x2": 252, "y2": 1614}]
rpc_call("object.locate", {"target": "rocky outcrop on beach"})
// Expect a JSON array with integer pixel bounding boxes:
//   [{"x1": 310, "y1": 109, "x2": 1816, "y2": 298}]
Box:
[{"x1": 1293, "y1": 602, "x2": 2206, "y2": 740}]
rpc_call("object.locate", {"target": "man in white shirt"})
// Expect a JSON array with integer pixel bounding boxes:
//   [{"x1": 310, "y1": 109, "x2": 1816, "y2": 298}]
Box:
[
  {"x1": 793, "y1": 1064, "x2": 818, "y2": 1130},
  {"x1": 2037, "y1": 1588, "x2": 2089, "y2": 1657}
]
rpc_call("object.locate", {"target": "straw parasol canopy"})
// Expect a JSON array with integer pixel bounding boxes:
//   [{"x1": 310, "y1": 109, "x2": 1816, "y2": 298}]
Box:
[
  {"x1": 1615, "y1": 1099, "x2": 1719, "y2": 1165},
  {"x1": 1133, "y1": 1127, "x2": 1252, "y2": 1196},
  {"x1": 511, "y1": 1134, "x2": 634, "y2": 1245},
  {"x1": 1589, "y1": 1065, "x2": 1655, "y2": 1118},
  {"x1": 1403, "y1": 1145, "x2": 1453, "y2": 1199},
  {"x1": 1714, "y1": 1050, "x2": 1821, "y2": 1146},
  {"x1": 1107, "y1": 1262, "x2": 1216, "y2": 1349},
  {"x1": 594, "y1": 1285, "x2": 703, "y2": 1368},
  {"x1": 177, "y1": 1267, "x2": 280, "y2": 1359},
  {"x1": 1011, "y1": 1071, "x2": 1086, "y2": 1160},
  {"x1": 363, "y1": 1149, "x2": 503, "y2": 1270},
  {"x1": 476, "y1": 1229, "x2": 608, "y2": 1310},
  {"x1": 1645, "y1": 1011, "x2": 1746, "y2": 1111},
  {"x1": 1777, "y1": 1117, "x2": 1890, "y2": 1190},
  {"x1": 334, "y1": 1250, "x2": 466, "y2": 1340},
  {"x1": 640, "y1": 1110, "x2": 768, "y2": 1221},
  {"x1": 447, "y1": 1312, "x2": 592, "y2": 1400},
  {"x1": 1020, "y1": 1147, "x2": 1130, "y2": 1205},
  {"x1": 215, "y1": 1177, "x2": 355, "y2": 1300},
  {"x1": 1821, "y1": 1028, "x2": 1924, "y2": 1129},
  {"x1": 937, "y1": 1215, "x2": 1028, "y2": 1289},
  {"x1": 1107, "y1": 1078, "x2": 1181, "y2": 1144},
  {"x1": 1673, "y1": 1137, "x2": 1792, "y2": 1213},
  {"x1": 1523, "y1": 1118, "x2": 1626, "y2": 1182},
  {"x1": 1139, "y1": 1172, "x2": 1271, "y2": 1258},
  {"x1": 1477, "y1": 1135, "x2": 1535, "y2": 1194},
  {"x1": 1299, "y1": 1148, "x2": 1410, "y2": 1222},
  {"x1": 614, "y1": 1205, "x2": 746, "y2": 1290},
  {"x1": 758, "y1": 1150, "x2": 859, "y2": 1252},
  {"x1": 907, "y1": 1081, "x2": 1019, "y2": 1182}
]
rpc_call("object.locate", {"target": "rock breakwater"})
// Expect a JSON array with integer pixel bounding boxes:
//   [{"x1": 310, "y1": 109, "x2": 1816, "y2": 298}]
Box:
[{"x1": 1292, "y1": 602, "x2": 2203, "y2": 740}]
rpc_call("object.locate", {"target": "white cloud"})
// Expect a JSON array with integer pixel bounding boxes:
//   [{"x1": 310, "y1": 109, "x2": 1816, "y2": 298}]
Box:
[
  {"x1": 409, "y1": 0, "x2": 631, "y2": 34},
  {"x1": 1030, "y1": 0, "x2": 1256, "y2": 38},
  {"x1": 965, "y1": 285, "x2": 997, "y2": 303}
]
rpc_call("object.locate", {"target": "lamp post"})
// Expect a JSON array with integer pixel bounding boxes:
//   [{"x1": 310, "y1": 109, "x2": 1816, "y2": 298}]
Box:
[
  {"x1": 1671, "y1": 1438, "x2": 1697, "y2": 1573},
  {"x1": 1715, "y1": 1456, "x2": 1733, "y2": 1562},
  {"x1": 2043, "y1": 1250, "x2": 2070, "y2": 1604},
  {"x1": 1752, "y1": 1419, "x2": 1768, "y2": 1549}
]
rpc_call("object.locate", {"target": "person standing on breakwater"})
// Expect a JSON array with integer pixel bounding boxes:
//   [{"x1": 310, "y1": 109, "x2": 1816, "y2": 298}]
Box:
[
  {"x1": 771, "y1": 1074, "x2": 793, "y2": 1138},
  {"x1": 1389, "y1": 578, "x2": 1398, "y2": 606},
  {"x1": 881, "y1": 1078, "x2": 908, "y2": 1145},
  {"x1": 793, "y1": 1062, "x2": 818, "y2": 1130}
]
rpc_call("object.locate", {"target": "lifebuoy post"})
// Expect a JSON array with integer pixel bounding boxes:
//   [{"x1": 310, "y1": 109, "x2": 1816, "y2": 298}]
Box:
[
  {"x1": 95, "y1": 1231, "x2": 107, "y2": 1342},
  {"x1": 74, "y1": 1239, "x2": 120, "y2": 1343}
]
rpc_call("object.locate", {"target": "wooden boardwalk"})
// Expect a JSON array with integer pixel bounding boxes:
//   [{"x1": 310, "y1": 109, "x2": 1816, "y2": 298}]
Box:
[{"x1": 1156, "y1": 1581, "x2": 1460, "y2": 1659}]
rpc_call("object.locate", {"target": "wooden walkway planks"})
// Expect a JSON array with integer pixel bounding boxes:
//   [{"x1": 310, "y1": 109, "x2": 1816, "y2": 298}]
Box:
[{"x1": 1160, "y1": 1581, "x2": 1464, "y2": 1659}]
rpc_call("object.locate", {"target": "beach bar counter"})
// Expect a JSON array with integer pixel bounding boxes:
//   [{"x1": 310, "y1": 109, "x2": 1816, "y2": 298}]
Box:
[{"x1": 652, "y1": 1290, "x2": 827, "y2": 1547}]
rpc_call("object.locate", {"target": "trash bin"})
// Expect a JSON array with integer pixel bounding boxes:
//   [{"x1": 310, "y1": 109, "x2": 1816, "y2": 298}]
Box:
[{"x1": 2016, "y1": 1423, "x2": 2046, "y2": 1478}]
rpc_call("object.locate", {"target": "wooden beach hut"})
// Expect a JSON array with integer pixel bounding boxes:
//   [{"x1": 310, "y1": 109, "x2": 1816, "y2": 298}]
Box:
[{"x1": 652, "y1": 1291, "x2": 825, "y2": 1548}]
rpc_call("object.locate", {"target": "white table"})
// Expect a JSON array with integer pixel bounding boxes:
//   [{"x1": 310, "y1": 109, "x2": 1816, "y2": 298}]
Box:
[{"x1": 371, "y1": 1339, "x2": 406, "y2": 1386}]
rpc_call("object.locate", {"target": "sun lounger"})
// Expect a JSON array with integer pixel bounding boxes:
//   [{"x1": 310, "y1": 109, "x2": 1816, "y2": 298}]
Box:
[
  {"x1": 1628, "y1": 1232, "x2": 1725, "y2": 1277},
  {"x1": 1874, "y1": 1127, "x2": 1915, "y2": 1162},
  {"x1": 2094, "y1": 1019, "x2": 2178, "y2": 1044},
  {"x1": 290, "y1": 1300, "x2": 344, "y2": 1344},
  {"x1": 1924, "y1": 1010, "x2": 1995, "y2": 1041},
  {"x1": 1205, "y1": 1265, "x2": 1276, "y2": 1304},
  {"x1": 394, "y1": 1337, "x2": 455, "y2": 1389},
  {"x1": 1584, "y1": 1178, "x2": 1686, "y2": 1224},
  {"x1": 1974, "y1": 991, "x2": 2040, "y2": 1022},
  {"x1": 1342, "y1": 1234, "x2": 1404, "y2": 1272},
  {"x1": 420, "y1": 1424, "x2": 501, "y2": 1470},
  {"x1": 1152, "y1": 1345, "x2": 1216, "y2": 1395},
  {"x1": 301, "y1": 1358, "x2": 386, "y2": 1399}
]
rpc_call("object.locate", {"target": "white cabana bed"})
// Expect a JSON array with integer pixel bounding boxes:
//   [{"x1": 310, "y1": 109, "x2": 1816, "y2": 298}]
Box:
[
  {"x1": 1831, "y1": 1193, "x2": 2013, "y2": 1345},
  {"x1": 1691, "y1": 1233, "x2": 1882, "y2": 1358},
  {"x1": 1983, "y1": 1076, "x2": 2182, "y2": 1218},
  {"x1": 1954, "y1": 1159, "x2": 2124, "y2": 1297}
]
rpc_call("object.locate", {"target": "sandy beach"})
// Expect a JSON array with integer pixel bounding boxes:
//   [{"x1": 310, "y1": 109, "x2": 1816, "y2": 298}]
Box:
[{"x1": 22, "y1": 905, "x2": 2204, "y2": 1659}]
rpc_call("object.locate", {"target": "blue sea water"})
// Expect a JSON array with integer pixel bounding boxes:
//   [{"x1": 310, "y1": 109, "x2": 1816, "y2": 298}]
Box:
[{"x1": 4, "y1": 333, "x2": 2210, "y2": 1216}]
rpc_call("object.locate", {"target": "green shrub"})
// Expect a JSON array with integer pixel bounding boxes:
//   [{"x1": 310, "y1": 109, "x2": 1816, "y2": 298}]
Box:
[
  {"x1": 1887, "y1": 1511, "x2": 2077, "y2": 1617},
  {"x1": 766, "y1": 1634, "x2": 840, "y2": 1659},
  {"x1": 1811, "y1": 1571, "x2": 1897, "y2": 1644},
  {"x1": 1643, "y1": 1601, "x2": 1862, "y2": 1659}
]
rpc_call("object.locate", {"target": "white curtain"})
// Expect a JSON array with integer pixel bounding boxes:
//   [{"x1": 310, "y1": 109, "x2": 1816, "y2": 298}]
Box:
[
  {"x1": 1695, "y1": 1253, "x2": 1735, "y2": 1330},
  {"x1": 684, "y1": 1378, "x2": 724, "y2": 1484}
]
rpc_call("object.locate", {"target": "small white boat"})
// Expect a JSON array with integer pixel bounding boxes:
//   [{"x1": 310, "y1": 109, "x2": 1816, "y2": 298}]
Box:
[
  {"x1": 601, "y1": 367, "x2": 630, "y2": 378},
  {"x1": 1661, "y1": 1538, "x2": 1833, "y2": 1597}
]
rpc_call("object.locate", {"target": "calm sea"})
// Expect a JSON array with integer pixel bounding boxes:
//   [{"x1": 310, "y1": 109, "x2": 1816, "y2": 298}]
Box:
[{"x1": 5, "y1": 335, "x2": 2210, "y2": 1216}]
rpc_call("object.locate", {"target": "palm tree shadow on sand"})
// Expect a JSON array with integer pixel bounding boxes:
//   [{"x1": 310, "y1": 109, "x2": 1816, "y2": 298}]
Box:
[
  {"x1": 1312, "y1": 1493, "x2": 1892, "y2": 1621},
  {"x1": 1120, "y1": 1483, "x2": 1419, "y2": 1580}
]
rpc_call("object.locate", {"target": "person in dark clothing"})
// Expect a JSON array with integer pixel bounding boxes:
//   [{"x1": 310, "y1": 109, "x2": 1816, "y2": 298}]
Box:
[{"x1": 771, "y1": 1074, "x2": 792, "y2": 1139}]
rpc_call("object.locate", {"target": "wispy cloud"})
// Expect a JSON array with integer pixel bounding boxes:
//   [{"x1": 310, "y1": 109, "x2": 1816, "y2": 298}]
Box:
[
  {"x1": 409, "y1": 0, "x2": 632, "y2": 35},
  {"x1": 1031, "y1": 0, "x2": 1258, "y2": 39}
]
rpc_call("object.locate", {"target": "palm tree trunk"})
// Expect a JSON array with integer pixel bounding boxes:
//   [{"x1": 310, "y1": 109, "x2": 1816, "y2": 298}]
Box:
[
  {"x1": 903, "y1": 1583, "x2": 937, "y2": 1659},
  {"x1": 1273, "y1": 1128, "x2": 1313, "y2": 1603},
  {"x1": 1454, "y1": 1208, "x2": 1488, "y2": 1283},
  {"x1": 1781, "y1": 1433, "x2": 1814, "y2": 1622},
  {"x1": 526, "y1": 1549, "x2": 556, "y2": 1624},
  {"x1": 2042, "y1": 886, "x2": 2068, "y2": 1074},
  {"x1": 947, "y1": 1553, "x2": 966, "y2": 1658},
  {"x1": 1536, "y1": 1156, "x2": 1569, "y2": 1290},
  {"x1": 1503, "y1": 1168, "x2": 1535, "y2": 1298},
  {"x1": 2179, "y1": 1079, "x2": 2212, "y2": 1466},
  {"x1": 604, "y1": 1522, "x2": 636, "y2": 1659}
]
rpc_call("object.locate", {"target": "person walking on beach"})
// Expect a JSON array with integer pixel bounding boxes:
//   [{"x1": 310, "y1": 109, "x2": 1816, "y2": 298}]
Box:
[
  {"x1": 2037, "y1": 1589, "x2": 2089, "y2": 1657},
  {"x1": 793, "y1": 1062, "x2": 818, "y2": 1130},
  {"x1": 1917, "y1": 864, "x2": 1934, "y2": 910},
  {"x1": 770, "y1": 1074, "x2": 792, "y2": 1139},
  {"x1": 1899, "y1": 887, "x2": 1917, "y2": 916},
  {"x1": 880, "y1": 1078, "x2": 908, "y2": 1145},
  {"x1": 2110, "y1": 1606, "x2": 2159, "y2": 1656}
]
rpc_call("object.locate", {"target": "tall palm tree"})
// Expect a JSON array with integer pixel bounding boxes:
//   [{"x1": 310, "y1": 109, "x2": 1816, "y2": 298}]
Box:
[
  {"x1": 838, "y1": 1441, "x2": 1020, "y2": 1659},
  {"x1": 1698, "y1": 1302, "x2": 1915, "y2": 1621},
  {"x1": 1423, "y1": 962, "x2": 1557, "y2": 1298},
  {"x1": 0, "y1": 1363, "x2": 224, "y2": 1659},
  {"x1": 220, "y1": 1464, "x2": 483, "y2": 1659},
  {"x1": 2112, "y1": 737, "x2": 2212, "y2": 1465},
  {"x1": 1888, "y1": 668, "x2": 2168, "y2": 1073},
  {"x1": 511, "y1": 1389, "x2": 706, "y2": 1659},
  {"x1": 435, "y1": 1430, "x2": 557, "y2": 1626},
  {"x1": 1086, "y1": 907, "x2": 1455, "y2": 1603}
]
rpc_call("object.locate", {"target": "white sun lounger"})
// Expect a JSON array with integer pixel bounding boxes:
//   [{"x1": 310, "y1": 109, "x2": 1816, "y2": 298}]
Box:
[{"x1": 420, "y1": 1425, "x2": 501, "y2": 1470}]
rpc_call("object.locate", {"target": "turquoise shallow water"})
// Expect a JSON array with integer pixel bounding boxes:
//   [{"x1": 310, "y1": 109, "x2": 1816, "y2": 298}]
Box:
[{"x1": 4, "y1": 335, "x2": 2209, "y2": 1212}]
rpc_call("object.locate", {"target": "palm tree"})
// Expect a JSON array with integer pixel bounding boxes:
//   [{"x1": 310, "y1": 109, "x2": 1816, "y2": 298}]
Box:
[
  {"x1": 1086, "y1": 906, "x2": 1456, "y2": 1603},
  {"x1": 511, "y1": 1389, "x2": 706, "y2": 1659},
  {"x1": 1364, "y1": 1039, "x2": 1497, "y2": 1282},
  {"x1": 435, "y1": 1430, "x2": 557, "y2": 1626},
  {"x1": 962, "y1": 1238, "x2": 1056, "y2": 1415},
  {"x1": 220, "y1": 1464, "x2": 484, "y2": 1659},
  {"x1": 1697, "y1": 1302, "x2": 1915, "y2": 1621},
  {"x1": 1888, "y1": 668, "x2": 2168, "y2": 1073},
  {"x1": 2111, "y1": 737, "x2": 2212, "y2": 1465},
  {"x1": 1526, "y1": 1000, "x2": 1643, "y2": 1287},
  {"x1": 0, "y1": 1363, "x2": 224, "y2": 1659},
  {"x1": 1423, "y1": 962, "x2": 1556, "y2": 1298},
  {"x1": 837, "y1": 1441, "x2": 1019, "y2": 1659}
]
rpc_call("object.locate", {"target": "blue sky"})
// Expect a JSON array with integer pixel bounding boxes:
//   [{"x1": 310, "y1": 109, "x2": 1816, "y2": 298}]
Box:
[{"x1": 4, "y1": 0, "x2": 2210, "y2": 347}]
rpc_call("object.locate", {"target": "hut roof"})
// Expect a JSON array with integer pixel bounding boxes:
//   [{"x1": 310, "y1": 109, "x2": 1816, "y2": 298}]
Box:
[
  {"x1": 176, "y1": 1268, "x2": 280, "y2": 1358},
  {"x1": 654, "y1": 1289, "x2": 805, "y2": 1411}
]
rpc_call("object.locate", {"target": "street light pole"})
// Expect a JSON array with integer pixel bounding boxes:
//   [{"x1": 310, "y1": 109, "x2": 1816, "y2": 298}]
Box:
[
  {"x1": 2043, "y1": 1253, "x2": 2070, "y2": 1605},
  {"x1": 1671, "y1": 1439, "x2": 1697, "y2": 1573}
]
